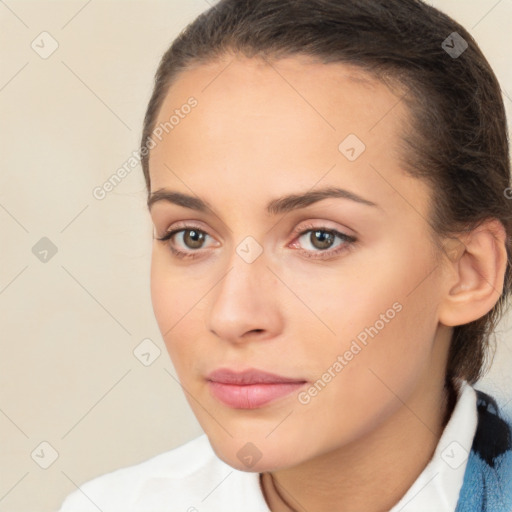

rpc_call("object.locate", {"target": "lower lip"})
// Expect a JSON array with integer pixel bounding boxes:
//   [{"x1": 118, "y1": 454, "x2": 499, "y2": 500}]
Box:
[{"x1": 207, "y1": 381, "x2": 306, "y2": 409}]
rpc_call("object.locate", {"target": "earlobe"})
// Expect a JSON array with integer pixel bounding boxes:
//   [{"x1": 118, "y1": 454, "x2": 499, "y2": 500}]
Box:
[{"x1": 438, "y1": 218, "x2": 508, "y2": 327}]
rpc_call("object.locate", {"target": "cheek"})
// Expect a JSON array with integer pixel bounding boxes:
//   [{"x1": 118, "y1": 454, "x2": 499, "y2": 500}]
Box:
[
  {"x1": 300, "y1": 240, "x2": 438, "y2": 368},
  {"x1": 278, "y1": 244, "x2": 415, "y2": 351},
  {"x1": 150, "y1": 251, "x2": 174, "y2": 332},
  {"x1": 149, "y1": 250, "x2": 201, "y2": 364},
  {"x1": 305, "y1": 249, "x2": 441, "y2": 415},
  {"x1": 312, "y1": 301, "x2": 437, "y2": 449}
]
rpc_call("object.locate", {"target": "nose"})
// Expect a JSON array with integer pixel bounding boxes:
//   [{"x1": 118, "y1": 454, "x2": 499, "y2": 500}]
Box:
[{"x1": 207, "y1": 249, "x2": 283, "y2": 345}]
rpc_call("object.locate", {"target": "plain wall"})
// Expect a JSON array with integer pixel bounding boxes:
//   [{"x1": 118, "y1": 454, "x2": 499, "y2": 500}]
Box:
[{"x1": 0, "y1": 1, "x2": 511, "y2": 510}]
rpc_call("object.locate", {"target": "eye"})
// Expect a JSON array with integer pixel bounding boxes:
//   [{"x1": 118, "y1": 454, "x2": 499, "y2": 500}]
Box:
[
  {"x1": 156, "y1": 222, "x2": 357, "y2": 261},
  {"x1": 290, "y1": 224, "x2": 357, "y2": 260},
  {"x1": 155, "y1": 223, "x2": 215, "y2": 259}
]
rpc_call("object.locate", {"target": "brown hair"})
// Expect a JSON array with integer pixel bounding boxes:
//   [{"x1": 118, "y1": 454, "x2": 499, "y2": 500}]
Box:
[{"x1": 140, "y1": 0, "x2": 512, "y2": 384}]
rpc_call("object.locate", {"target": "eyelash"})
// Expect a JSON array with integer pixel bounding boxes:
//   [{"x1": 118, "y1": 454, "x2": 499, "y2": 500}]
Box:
[{"x1": 155, "y1": 222, "x2": 357, "y2": 261}]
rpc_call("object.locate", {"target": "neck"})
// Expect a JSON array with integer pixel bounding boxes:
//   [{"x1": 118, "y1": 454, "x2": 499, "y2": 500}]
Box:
[{"x1": 260, "y1": 375, "x2": 456, "y2": 512}]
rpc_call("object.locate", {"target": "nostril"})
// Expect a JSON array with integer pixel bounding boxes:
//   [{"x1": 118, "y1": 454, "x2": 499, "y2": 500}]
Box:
[{"x1": 250, "y1": 329, "x2": 264, "y2": 334}]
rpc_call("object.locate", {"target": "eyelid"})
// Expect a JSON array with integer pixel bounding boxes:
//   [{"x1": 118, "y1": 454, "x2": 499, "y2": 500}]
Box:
[
  {"x1": 157, "y1": 220, "x2": 214, "y2": 240},
  {"x1": 291, "y1": 220, "x2": 355, "y2": 239}
]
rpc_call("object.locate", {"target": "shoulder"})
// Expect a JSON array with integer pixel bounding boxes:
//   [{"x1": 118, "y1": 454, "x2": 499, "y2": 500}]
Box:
[
  {"x1": 456, "y1": 388, "x2": 512, "y2": 512},
  {"x1": 472, "y1": 389, "x2": 512, "y2": 464},
  {"x1": 58, "y1": 434, "x2": 227, "y2": 512}
]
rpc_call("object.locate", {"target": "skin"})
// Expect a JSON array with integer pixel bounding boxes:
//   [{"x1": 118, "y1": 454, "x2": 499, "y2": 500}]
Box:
[{"x1": 147, "y1": 54, "x2": 507, "y2": 512}]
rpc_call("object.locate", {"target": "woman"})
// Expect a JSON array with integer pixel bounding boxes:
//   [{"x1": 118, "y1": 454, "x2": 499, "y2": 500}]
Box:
[{"x1": 59, "y1": 0, "x2": 512, "y2": 510}]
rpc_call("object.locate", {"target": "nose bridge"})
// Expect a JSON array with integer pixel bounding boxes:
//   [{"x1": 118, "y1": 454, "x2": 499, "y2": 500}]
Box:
[
  {"x1": 214, "y1": 236, "x2": 268, "y2": 311},
  {"x1": 207, "y1": 236, "x2": 280, "y2": 342}
]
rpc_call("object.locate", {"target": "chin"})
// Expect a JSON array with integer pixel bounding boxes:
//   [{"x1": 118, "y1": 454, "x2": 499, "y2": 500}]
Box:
[{"x1": 206, "y1": 431, "x2": 309, "y2": 473}]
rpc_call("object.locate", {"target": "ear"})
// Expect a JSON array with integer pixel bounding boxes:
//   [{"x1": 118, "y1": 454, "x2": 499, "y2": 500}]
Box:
[{"x1": 438, "y1": 218, "x2": 508, "y2": 327}]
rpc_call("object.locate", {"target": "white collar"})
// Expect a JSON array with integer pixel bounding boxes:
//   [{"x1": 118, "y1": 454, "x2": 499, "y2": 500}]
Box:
[{"x1": 389, "y1": 380, "x2": 477, "y2": 512}]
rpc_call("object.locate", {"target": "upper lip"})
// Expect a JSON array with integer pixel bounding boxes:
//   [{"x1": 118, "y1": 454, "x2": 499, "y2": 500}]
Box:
[{"x1": 206, "y1": 368, "x2": 307, "y2": 385}]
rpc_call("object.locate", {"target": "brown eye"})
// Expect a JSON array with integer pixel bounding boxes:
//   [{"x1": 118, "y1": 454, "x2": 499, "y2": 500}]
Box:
[
  {"x1": 156, "y1": 226, "x2": 212, "y2": 257},
  {"x1": 293, "y1": 226, "x2": 357, "y2": 260},
  {"x1": 181, "y1": 229, "x2": 206, "y2": 249},
  {"x1": 309, "y1": 230, "x2": 336, "y2": 250}
]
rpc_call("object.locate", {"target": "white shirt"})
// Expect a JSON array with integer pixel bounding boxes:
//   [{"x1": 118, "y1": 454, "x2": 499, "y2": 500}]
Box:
[{"x1": 58, "y1": 381, "x2": 477, "y2": 512}]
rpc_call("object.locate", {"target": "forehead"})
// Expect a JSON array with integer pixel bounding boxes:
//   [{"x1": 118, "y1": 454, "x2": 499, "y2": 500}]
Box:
[
  {"x1": 148, "y1": 54, "x2": 426, "y2": 220},
  {"x1": 150, "y1": 53, "x2": 408, "y2": 156},
  {"x1": 153, "y1": 54, "x2": 403, "y2": 133}
]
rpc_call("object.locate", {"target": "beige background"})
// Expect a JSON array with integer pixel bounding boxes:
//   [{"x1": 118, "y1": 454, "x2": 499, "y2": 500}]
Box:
[{"x1": 0, "y1": 1, "x2": 511, "y2": 510}]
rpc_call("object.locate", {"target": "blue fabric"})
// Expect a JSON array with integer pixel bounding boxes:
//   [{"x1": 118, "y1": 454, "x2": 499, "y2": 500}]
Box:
[{"x1": 456, "y1": 390, "x2": 512, "y2": 512}]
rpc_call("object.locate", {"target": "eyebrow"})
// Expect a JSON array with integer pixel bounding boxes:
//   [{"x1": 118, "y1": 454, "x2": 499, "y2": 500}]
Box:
[{"x1": 147, "y1": 186, "x2": 378, "y2": 215}]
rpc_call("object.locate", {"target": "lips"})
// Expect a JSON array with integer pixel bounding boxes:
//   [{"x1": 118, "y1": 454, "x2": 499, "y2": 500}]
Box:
[{"x1": 206, "y1": 368, "x2": 307, "y2": 409}]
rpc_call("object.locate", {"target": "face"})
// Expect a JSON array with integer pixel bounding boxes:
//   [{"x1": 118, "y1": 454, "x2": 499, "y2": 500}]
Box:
[{"x1": 148, "y1": 54, "x2": 450, "y2": 472}]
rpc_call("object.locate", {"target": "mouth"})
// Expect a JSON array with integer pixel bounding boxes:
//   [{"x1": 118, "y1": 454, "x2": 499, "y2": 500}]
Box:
[{"x1": 206, "y1": 368, "x2": 308, "y2": 409}]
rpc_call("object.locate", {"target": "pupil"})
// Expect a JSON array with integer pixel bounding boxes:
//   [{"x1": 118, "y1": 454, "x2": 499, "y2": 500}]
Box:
[
  {"x1": 185, "y1": 230, "x2": 204, "y2": 248},
  {"x1": 312, "y1": 230, "x2": 333, "y2": 249}
]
